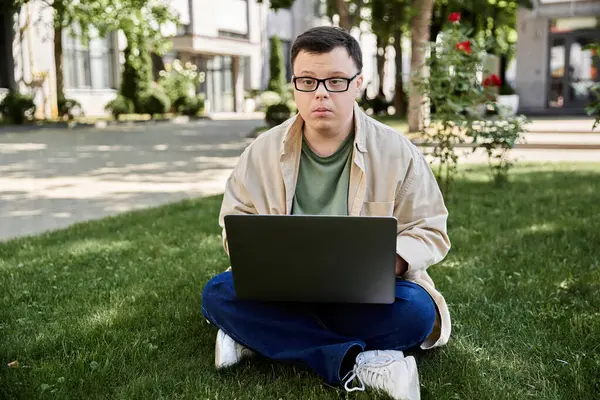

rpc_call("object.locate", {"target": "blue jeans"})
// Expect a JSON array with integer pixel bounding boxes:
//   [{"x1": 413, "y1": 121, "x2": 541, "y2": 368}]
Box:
[{"x1": 201, "y1": 271, "x2": 436, "y2": 385}]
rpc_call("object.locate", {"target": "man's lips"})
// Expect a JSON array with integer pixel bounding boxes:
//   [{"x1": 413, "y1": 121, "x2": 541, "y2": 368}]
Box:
[{"x1": 313, "y1": 107, "x2": 332, "y2": 112}]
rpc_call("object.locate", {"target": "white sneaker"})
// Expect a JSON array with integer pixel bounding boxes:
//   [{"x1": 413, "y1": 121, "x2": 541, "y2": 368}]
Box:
[
  {"x1": 214, "y1": 329, "x2": 254, "y2": 369},
  {"x1": 344, "y1": 350, "x2": 420, "y2": 400}
]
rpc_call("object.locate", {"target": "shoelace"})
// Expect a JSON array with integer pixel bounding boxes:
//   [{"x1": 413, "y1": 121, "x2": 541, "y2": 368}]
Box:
[{"x1": 343, "y1": 353, "x2": 396, "y2": 393}]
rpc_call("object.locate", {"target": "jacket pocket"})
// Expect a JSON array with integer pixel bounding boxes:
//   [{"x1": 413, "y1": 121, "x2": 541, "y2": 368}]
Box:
[{"x1": 361, "y1": 201, "x2": 394, "y2": 216}]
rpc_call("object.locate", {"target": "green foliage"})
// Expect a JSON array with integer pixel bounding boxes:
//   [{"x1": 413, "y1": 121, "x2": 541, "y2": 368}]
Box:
[
  {"x1": 414, "y1": 18, "x2": 487, "y2": 194},
  {"x1": 104, "y1": 95, "x2": 134, "y2": 119},
  {"x1": 265, "y1": 103, "x2": 292, "y2": 127},
  {"x1": 499, "y1": 83, "x2": 516, "y2": 95},
  {"x1": 470, "y1": 115, "x2": 528, "y2": 185},
  {"x1": 120, "y1": 44, "x2": 154, "y2": 113},
  {"x1": 432, "y1": 0, "x2": 533, "y2": 58},
  {"x1": 415, "y1": 15, "x2": 527, "y2": 192},
  {"x1": 139, "y1": 87, "x2": 171, "y2": 117},
  {"x1": 158, "y1": 60, "x2": 203, "y2": 113},
  {"x1": 0, "y1": 91, "x2": 36, "y2": 124},
  {"x1": 57, "y1": 96, "x2": 83, "y2": 120},
  {"x1": 584, "y1": 43, "x2": 600, "y2": 130},
  {"x1": 268, "y1": 36, "x2": 287, "y2": 96},
  {"x1": 180, "y1": 95, "x2": 205, "y2": 117}
]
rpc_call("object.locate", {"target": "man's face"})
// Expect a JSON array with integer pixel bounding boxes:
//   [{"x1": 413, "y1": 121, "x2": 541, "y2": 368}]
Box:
[{"x1": 292, "y1": 47, "x2": 362, "y2": 133}]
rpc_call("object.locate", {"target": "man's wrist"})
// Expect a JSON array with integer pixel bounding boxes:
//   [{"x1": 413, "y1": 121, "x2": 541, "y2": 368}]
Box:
[{"x1": 395, "y1": 254, "x2": 408, "y2": 276}]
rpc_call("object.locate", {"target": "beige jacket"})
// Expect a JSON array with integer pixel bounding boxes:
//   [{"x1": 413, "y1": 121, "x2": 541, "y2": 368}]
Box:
[{"x1": 219, "y1": 102, "x2": 451, "y2": 349}]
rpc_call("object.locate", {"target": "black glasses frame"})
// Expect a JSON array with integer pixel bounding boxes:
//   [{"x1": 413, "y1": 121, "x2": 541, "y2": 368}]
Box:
[{"x1": 292, "y1": 72, "x2": 361, "y2": 92}]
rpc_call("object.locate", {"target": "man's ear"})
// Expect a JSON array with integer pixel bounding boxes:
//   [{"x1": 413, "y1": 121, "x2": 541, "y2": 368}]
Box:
[{"x1": 355, "y1": 74, "x2": 364, "y2": 96}]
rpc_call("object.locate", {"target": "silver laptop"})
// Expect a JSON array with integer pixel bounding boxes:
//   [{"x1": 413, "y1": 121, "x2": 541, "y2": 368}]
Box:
[{"x1": 223, "y1": 214, "x2": 397, "y2": 304}]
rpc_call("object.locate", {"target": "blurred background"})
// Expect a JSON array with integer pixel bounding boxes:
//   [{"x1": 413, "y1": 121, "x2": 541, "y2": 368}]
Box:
[{"x1": 0, "y1": 0, "x2": 598, "y2": 122}]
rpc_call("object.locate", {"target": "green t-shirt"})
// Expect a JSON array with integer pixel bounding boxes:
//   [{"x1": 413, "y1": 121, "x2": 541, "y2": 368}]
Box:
[{"x1": 291, "y1": 132, "x2": 354, "y2": 216}]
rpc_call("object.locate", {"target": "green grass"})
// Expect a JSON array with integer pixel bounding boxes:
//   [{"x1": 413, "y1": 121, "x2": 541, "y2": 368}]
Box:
[{"x1": 1, "y1": 163, "x2": 599, "y2": 399}]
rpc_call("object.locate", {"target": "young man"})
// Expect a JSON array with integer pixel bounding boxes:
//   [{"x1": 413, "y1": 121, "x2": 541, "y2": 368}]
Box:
[{"x1": 201, "y1": 26, "x2": 451, "y2": 400}]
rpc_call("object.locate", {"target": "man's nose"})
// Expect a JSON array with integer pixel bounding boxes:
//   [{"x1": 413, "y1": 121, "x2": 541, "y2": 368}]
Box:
[{"x1": 314, "y1": 82, "x2": 329, "y2": 99}]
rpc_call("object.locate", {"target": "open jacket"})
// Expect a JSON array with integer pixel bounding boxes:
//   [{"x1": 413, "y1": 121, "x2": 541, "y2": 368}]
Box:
[{"x1": 219, "y1": 102, "x2": 452, "y2": 349}]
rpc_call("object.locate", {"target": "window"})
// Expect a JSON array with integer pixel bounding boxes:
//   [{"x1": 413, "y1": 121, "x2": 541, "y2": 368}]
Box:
[{"x1": 63, "y1": 29, "x2": 115, "y2": 90}]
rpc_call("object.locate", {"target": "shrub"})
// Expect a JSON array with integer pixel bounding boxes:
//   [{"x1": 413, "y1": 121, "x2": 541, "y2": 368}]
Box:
[
  {"x1": 584, "y1": 43, "x2": 600, "y2": 130},
  {"x1": 105, "y1": 95, "x2": 135, "y2": 120},
  {"x1": 180, "y1": 94, "x2": 205, "y2": 117},
  {"x1": 120, "y1": 44, "x2": 153, "y2": 113},
  {"x1": 57, "y1": 97, "x2": 83, "y2": 120},
  {"x1": 499, "y1": 83, "x2": 516, "y2": 96},
  {"x1": 0, "y1": 91, "x2": 36, "y2": 124},
  {"x1": 256, "y1": 91, "x2": 283, "y2": 111},
  {"x1": 470, "y1": 116, "x2": 528, "y2": 186},
  {"x1": 265, "y1": 102, "x2": 292, "y2": 127},
  {"x1": 413, "y1": 13, "x2": 487, "y2": 194},
  {"x1": 158, "y1": 59, "x2": 203, "y2": 113},
  {"x1": 139, "y1": 87, "x2": 171, "y2": 117},
  {"x1": 267, "y1": 35, "x2": 287, "y2": 96}
]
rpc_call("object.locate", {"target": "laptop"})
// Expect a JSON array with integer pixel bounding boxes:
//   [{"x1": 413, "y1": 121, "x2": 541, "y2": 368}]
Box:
[{"x1": 223, "y1": 214, "x2": 397, "y2": 304}]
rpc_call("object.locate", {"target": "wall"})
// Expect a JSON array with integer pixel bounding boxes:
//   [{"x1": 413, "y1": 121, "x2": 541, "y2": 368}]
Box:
[
  {"x1": 516, "y1": 1, "x2": 600, "y2": 113},
  {"x1": 515, "y1": 11, "x2": 550, "y2": 113}
]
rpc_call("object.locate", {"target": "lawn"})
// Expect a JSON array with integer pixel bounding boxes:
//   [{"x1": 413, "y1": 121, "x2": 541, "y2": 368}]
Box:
[{"x1": 1, "y1": 163, "x2": 599, "y2": 399}]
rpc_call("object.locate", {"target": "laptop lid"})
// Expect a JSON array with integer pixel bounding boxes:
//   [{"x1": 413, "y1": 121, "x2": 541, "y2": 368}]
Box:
[{"x1": 223, "y1": 214, "x2": 397, "y2": 304}]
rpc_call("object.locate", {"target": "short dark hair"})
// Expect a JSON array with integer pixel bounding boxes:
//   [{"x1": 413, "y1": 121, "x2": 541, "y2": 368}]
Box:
[{"x1": 291, "y1": 26, "x2": 362, "y2": 73}]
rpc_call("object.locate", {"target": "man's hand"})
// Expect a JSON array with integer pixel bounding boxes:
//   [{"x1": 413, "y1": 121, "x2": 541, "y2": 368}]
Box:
[{"x1": 395, "y1": 255, "x2": 408, "y2": 276}]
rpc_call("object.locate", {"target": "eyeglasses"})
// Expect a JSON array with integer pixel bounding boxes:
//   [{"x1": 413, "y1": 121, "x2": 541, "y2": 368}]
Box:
[{"x1": 293, "y1": 72, "x2": 361, "y2": 93}]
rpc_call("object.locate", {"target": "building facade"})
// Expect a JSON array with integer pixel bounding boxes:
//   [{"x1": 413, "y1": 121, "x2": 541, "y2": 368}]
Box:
[
  {"x1": 0, "y1": 0, "x2": 391, "y2": 118},
  {"x1": 516, "y1": 1, "x2": 600, "y2": 114}
]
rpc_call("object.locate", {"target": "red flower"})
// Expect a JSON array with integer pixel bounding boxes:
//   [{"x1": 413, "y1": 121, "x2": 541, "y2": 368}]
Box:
[
  {"x1": 448, "y1": 12, "x2": 461, "y2": 23},
  {"x1": 483, "y1": 74, "x2": 502, "y2": 87},
  {"x1": 455, "y1": 40, "x2": 471, "y2": 55}
]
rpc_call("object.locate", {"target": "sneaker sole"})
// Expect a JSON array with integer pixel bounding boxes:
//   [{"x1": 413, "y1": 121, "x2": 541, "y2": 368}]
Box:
[
  {"x1": 214, "y1": 330, "x2": 225, "y2": 369},
  {"x1": 404, "y1": 356, "x2": 420, "y2": 400}
]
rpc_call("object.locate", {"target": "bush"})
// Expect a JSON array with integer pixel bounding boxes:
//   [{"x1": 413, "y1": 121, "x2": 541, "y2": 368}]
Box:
[
  {"x1": 470, "y1": 116, "x2": 528, "y2": 186},
  {"x1": 158, "y1": 59, "x2": 203, "y2": 113},
  {"x1": 256, "y1": 91, "x2": 283, "y2": 111},
  {"x1": 120, "y1": 44, "x2": 153, "y2": 113},
  {"x1": 105, "y1": 95, "x2": 134, "y2": 120},
  {"x1": 268, "y1": 35, "x2": 287, "y2": 96},
  {"x1": 58, "y1": 97, "x2": 83, "y2": 120},
  {"x1": 265, "y1": 102, "x2": 292, "y2": 127},
  {"x1": 180, "y1": 95, "x2": 205, "y2": 117},
  {"x1": 584, "y1": 43, "x2": 600, "y2": 130},
  {"x1": 139, "y1": 87, "x2": 171, "y2": 117},
  {"x1": 0, "y1": 91, "x2": 36, "y2": 124},
  {"x1": 413, "y1": 13, "x2": 487, "y2": 194},
  {"x1": 499, "y1": 83, "x2": 516, "y2": 96}
]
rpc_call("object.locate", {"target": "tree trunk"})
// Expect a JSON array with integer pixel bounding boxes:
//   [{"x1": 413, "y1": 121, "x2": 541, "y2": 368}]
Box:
[
  {"x1": 393, "y1": 28, "x2": 406, "y2": 117},
  {"x1": 53, "y1": 9, "x2": 64, "y2": 101},
  {"x1": 335, "y1": 0, "x2": 351, "y2": 30},
  {"x1": 376, "y1": 34, "x2": 386, "y2": 97},
  {"x1": 408, "y1": 0, "x2": 434, "y2": 133}
]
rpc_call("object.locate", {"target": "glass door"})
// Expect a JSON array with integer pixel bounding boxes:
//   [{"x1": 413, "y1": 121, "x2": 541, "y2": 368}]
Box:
[
  {"x1": 548, "y1": 18, "x2": 600, "y2": 111},
  {"x1": 567, "y1": 35, "x2": 599, "y2": 109}
]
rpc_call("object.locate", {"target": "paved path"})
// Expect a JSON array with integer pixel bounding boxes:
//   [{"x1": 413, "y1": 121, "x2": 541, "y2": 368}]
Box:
[
  {"x1": 1, "y1": 120, "x2": 599, "y2": 241},
  {"x1": 526, "y1": 117, "x2": 598, "y2": 134},
  {"x1": 0, "y1": 120, "x2": 261, "y2": 241}
]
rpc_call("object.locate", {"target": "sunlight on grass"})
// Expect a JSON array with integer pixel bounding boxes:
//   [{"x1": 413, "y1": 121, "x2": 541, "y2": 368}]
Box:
[
  {"x1": 65, "y1": 239, "x2": 133, "y2": 256},
  {"x1": 520, "y1": 222, "x2": 560, "y2": 234}
]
